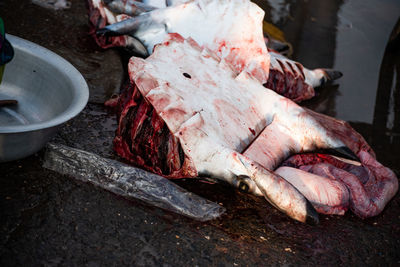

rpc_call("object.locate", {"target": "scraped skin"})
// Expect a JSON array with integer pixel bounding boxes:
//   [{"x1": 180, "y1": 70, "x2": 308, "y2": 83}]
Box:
[{"x1": 104, "y1": 0, "x2": 158, "y2": 16}]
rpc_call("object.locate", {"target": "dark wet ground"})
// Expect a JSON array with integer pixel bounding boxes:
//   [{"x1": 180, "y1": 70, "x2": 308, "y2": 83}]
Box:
[{"x1": 1, "y1": 0, "x2": 400, "y2": 265}]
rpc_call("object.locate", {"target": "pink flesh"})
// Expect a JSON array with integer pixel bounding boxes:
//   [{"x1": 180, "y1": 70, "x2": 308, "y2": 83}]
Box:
[
  {"x1": 114, "y1": 34, "x2": 397, "y2": 220},
  {"x1": 241, "y1": 99, "x2": 397, "y2": 217},
  {"x1": 280, "y1": 152, "x2": 399, "y2": 217},
  {"x1": 275, "y1": 167, "x2": 349, "y2": 215},
  {"x1": 114, "y1": 81, "x2": 197, "y2": 178},
  {"x1": 267, "y1": 50, "x2": 315, "y2": 102},
  {"x1": 304, "y1": 108, "x2": 375, "y2": 156},
  {"x1": 118, "y1": 34, "x2": 322, "y2": 223},
  {"x1": 88, "y1": 0, "x2": 130, "y2": 48}
]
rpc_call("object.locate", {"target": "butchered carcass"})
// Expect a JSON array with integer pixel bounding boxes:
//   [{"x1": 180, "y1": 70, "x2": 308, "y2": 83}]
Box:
[
  {"x1": 113, "y1": 34, "x2": 398, "y2": 223},
  {"x1": 88, "y1": 0, "x2": 341, "y2": 102}
]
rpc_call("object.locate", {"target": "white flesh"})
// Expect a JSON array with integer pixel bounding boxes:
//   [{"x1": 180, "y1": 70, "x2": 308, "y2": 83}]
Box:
[
  {"x1": 276, "y1": 166, "x2": 350, "y2": 215},
  {"x1": 127, "y1": 35, "x2": 353, "y2": 222},
  {"x1": 118, "y1": 0, "x2": 271, "y2": 84}
]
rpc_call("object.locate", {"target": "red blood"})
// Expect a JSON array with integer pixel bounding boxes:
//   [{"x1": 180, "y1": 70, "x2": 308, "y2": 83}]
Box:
[
  {"x1": 113, "y1": 82, "x2": 195, "y2": 178},
  {"x1": 249, "y1": 128, "x2": 256, "y2": 135}
]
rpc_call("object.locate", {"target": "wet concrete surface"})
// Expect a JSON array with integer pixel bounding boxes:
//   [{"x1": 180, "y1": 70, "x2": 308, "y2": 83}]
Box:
[{"x1": 1, "y1": 0, "x2": 400, "y2": 265}]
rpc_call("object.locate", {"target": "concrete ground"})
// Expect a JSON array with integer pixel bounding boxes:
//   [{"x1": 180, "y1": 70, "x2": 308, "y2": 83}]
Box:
[{"x1": 1, "y1": 0, "x2": 399, "y2": 265}]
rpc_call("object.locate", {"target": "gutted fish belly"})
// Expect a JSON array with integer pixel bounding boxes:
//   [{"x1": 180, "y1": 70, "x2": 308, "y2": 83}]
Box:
[
  {"x1": 114, "y1": 81, "x2": 194, "y2": 178},
  {"x1": 88, "y1": 0, "x2": 131, "y2": 48}
]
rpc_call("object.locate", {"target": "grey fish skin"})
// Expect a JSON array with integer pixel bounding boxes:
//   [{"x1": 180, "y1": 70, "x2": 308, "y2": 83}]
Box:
[
  {"x1": 96, "y1": 12, "x2": 165, "y2": 37},
  {"x1": 236, "y1": 153, "x2": 319, "y2": 224},
  {"x1": 124, "y1": 36, "x2": 149, "y2": 57},
  {"x1": 105, "y1": 0, "x2": 157, "y2": 16},
  {"x1": 321, "y1": 69, "x2": 343, "y2": 83}
]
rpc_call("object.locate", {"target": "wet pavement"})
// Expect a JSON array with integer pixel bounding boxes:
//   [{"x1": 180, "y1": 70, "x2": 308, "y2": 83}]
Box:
[{"x1": 1, "y1": 0, "x2": 400, "y2": 265}]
